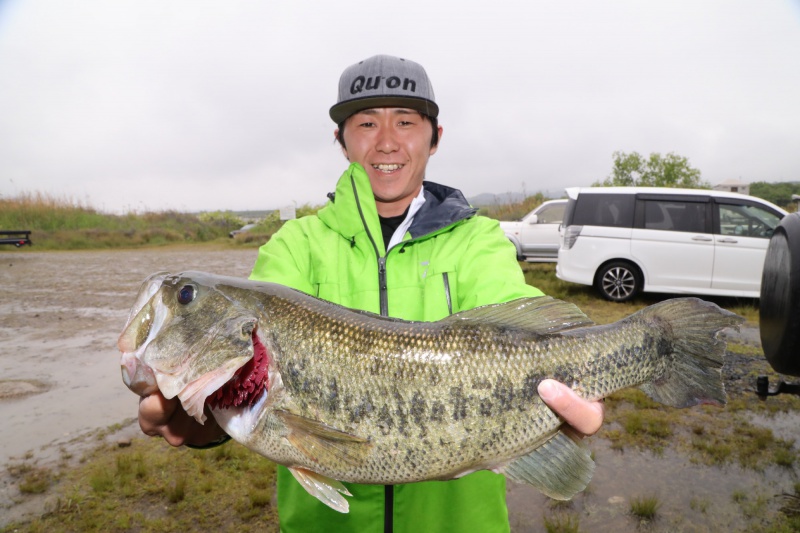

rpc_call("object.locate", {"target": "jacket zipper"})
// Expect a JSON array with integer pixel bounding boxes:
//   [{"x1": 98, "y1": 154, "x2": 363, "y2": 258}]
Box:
[
  {"x1": 350, "y1": 171, "x2": 394, "y2": 533},
  {"x1": 349, "y1": 174, "x2": 394, "y2": 530},
  {"x1": 378, "y1": 256, "x2": 388, "y2": 316},
  {"x1": 349, "y1": 175, "x2": 387, "y2": 315},
  {"x1": 443, "y1": 272, "x2": 452, "y2": 315}
]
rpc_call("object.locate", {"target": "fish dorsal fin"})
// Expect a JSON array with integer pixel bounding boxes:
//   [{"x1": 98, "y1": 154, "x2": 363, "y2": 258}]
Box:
[
  {"x1": 441, "y1": 296, "x2": 594, "y2": 335},
  {"x1": 288, "y1": 466, "x2": 352, "y2": 513},
  {"x1": 275, "y1": 409, "x2": 372, "y2": 469},
  {"x1": 504, "y1": 427, "x2": 595, "y2": 500}
]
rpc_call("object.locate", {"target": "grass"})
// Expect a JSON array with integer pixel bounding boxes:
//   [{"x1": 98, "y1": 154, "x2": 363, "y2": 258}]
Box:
[
  {"x1": 690, "y1": 497, "x2": 710, "y2": 513},
  {"x1": 599, "y1": 383, "x2": 799, "y2": 471},
  {"x1": 3, "y1": 436, "x2": 279, "y2": 532},
  {"x1": 16, "y1": 467, "x2": 53, "y2": 495},
  {"x1": 0, "y1": 191, "x2": 326, "y2": 250},
  {"x1": 543, "y1": 511, "x2": 581, "y2": 533},
  {"x1": 601, "y1": 390, "x2": 682, "y2": 454},
  {"x1": 477, "y1": 192, "x2": 551, "y2": 221},
  {"x1": 629, "y1": 494, "x2": 660, "y2": 521},
  {"x1": 520, "y1": 261, "x2": 762, "y2": 325},
  {"x1": 688, "y1": 415, "x2": 797, "y2": 470},
  {"x1": 0, "y1": 189, "x2": 548, "y2": 251}
]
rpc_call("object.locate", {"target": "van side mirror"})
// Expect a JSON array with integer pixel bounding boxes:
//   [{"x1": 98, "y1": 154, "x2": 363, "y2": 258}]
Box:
[{"x1": 528, "y1": 215, "x2": 539, "y2": 224}]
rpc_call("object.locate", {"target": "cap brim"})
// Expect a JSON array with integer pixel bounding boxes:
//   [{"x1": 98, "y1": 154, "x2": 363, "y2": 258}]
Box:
[{"x1": 329, "y1": 96, "x2": 439, "y2": 124}]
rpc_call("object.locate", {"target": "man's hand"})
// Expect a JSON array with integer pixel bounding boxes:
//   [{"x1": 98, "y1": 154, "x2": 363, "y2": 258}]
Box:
[
  {"x1": 138, "y1": 391, "x2": 227, "y2": 447},
  {"x1": 538, "y1": 379, "x2": 604, "y2": 437}
]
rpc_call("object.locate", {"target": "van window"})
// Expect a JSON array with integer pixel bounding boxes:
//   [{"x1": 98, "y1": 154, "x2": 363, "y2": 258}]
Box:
[
  {"x1": 717, "y1": 203, "x2": 782, "y2": 238},
  {"x1": 572, "y1": 194, "x2": 634, "y2": 228},
  {"x1": 536, "y1": 203, "x2": 566, "y2": 224},
  {"x1": 642, "y1": 200, "x2": 706, "y2": 233}
]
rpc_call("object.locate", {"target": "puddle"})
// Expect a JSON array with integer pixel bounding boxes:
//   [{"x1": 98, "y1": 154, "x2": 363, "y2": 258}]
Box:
[
  {"x1": 508, "y1": 435, "x2": 799, "y2": 532},
  {"x1": 0, "y1": 248, "x2": 257, "y2": 468},
  {"x1": 748, "y1": 410, "x2": 800, "y2": 445}
]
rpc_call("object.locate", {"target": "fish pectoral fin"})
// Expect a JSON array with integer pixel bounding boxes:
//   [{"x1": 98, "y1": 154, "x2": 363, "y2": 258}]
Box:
[
  {"x1": 441, "y1": 296, "x2": 594, "y2": 335},
  {"x1": 276, "y1": 409, "x2": 372, "y2": 468},
  {"x1": 288, "y1": 466, "x2": 351, "y2": 513},
  {"x1": 504, "y1": 427, "x2": 595, "y2": 500}
]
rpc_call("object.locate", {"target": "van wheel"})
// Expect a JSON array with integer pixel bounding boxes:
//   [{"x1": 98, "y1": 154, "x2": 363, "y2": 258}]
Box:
[{"x1": 595, "y1": 261, "x2": 642, "y2": 302}]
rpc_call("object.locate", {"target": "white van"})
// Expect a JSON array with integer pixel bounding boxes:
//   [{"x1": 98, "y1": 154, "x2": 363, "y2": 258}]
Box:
[{"x1": 556, "y1": 187, "x2": 787, "y2": 301}]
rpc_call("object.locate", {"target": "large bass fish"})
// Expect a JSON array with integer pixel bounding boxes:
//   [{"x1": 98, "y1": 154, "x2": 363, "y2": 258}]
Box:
[{"x1": 118, "y1": 271, "x2": 742, "y2": 513}]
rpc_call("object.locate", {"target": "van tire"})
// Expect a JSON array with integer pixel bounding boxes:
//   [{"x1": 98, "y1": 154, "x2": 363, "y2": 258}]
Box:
[{"x1": 595, "y1": 261, "x2": 642, "y2": 302}]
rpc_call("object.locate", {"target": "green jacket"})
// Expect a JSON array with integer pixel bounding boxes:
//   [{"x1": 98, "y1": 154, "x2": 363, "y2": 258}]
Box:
[{"x1": 250, "y1": 163, "x2": 543, "y2": 533}]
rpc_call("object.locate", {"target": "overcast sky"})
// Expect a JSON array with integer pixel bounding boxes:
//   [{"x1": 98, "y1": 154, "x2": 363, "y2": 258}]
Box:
[{"x1": 1, "y1": 0, "x2": 798, "y2": 214}]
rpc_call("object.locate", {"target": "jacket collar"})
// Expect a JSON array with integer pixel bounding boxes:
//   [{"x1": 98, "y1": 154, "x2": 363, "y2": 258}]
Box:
[
  {"x1": 410, "y1": 181, "x2": 478, "y2": 239},
  {"x1": 318, "y1": 163, "x2": 478, "y2": 245}
]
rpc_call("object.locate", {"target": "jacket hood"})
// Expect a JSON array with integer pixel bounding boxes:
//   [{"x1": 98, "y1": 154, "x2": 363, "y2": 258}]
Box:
[{"x1": 318, "y1": 164, "x2": 382, "y2": 246}]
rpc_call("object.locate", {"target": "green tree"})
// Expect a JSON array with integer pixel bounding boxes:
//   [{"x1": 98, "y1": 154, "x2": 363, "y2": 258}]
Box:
[
  {"x1": 750, "y1": 181, "x2": 800, "y2": 208},
  {"x1": 596, "y1": 151, "x2": 710, "y2": 188}
]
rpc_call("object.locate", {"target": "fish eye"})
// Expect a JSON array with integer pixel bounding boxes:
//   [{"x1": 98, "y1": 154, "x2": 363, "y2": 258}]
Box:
[{"x1": 177, "y1": 284, "x2": 196, "y2": 305}]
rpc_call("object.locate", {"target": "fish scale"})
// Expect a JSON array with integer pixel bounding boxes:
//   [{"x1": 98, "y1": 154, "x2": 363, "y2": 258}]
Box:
[{"x1": 119, "y1": 271, "x2": 743, "y2": 513}]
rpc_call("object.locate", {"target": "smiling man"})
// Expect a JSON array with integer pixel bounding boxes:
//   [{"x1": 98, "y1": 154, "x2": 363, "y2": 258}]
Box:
[
  {"x1": 138, "y1": 54, "x2": 604, "y2": 533},
  {"x1": 339, "y1": 107, "x2": 439, "y2": 217}
]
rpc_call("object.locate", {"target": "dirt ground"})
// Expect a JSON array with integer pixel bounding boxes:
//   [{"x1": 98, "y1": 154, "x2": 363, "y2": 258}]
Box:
[
  {"x1": 0, "y1": 246, "x2": 258, "y2": 523},
  {"x1": 0, "y1": 246, "x2": 797, "y2": 531}
]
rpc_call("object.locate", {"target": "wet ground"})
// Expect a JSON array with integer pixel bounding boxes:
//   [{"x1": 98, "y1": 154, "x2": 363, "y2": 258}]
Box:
[
  {"x1": 0, "y1": 246, "x2": 798, "y2": 531},
  {"x1": 0, "y1": 246, "x2": 257, "y2": 524}
]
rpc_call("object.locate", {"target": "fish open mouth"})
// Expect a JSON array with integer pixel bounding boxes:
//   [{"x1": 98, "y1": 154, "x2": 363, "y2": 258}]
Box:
[{"x1": 205, "y1": 327, "x2": 270, "y2": 410}]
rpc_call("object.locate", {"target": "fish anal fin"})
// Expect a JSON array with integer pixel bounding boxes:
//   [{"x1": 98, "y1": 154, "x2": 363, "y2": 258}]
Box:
[
  {"x1": 504, "y1": 428, "x2": 595, "y2": 500},
  {"x1": 441, "y1": 296, "x2": 594, "y2": 335},
  {"x1": 276, "y1": 409, "x2": 372, "y2": 468},
  {"x1": 288, "y1": 466, "x2": 351, "y2": 513}
]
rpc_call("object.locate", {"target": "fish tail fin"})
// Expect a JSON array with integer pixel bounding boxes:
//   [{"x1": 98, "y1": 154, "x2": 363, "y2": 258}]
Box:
[{"x1": 637, "y1": 298, "x2": 744, "y2": 408}]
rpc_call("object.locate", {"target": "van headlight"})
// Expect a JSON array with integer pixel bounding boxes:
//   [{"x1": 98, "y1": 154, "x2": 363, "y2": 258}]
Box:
[{"x1": 562, "y1": 225, "x2": 582, "y2": 250}]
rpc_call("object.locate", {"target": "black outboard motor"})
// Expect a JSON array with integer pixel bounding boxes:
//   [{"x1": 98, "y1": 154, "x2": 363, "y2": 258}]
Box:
[{"x1": 758, "y1": 212, "x2": 800, "y2": 397}]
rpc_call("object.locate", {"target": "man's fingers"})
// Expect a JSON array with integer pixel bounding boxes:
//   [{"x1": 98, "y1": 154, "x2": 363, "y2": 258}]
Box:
[
  {"x1": 538, "y1": 379, "x2": 604, "y2": 437},
  {"x1": 138, "y1": 392, "x2": 178, "y2": 435},
  {"x1": 138, "y1": 392, "x2": 226, "y2": 447}
]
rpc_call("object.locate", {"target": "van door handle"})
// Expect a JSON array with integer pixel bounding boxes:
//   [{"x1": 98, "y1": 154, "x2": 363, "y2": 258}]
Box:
[
  {"x1": 691, "y1": 236, "x2": 713, "y2": 242},
  {"x1": 717, "y1": 238, "x2": 738, "y2": 244}
]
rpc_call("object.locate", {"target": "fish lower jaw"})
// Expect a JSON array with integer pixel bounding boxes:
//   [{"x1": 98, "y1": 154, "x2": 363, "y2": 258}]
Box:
[{"x1": 120, "y1": 352, "x2": 158, "y2": 396}]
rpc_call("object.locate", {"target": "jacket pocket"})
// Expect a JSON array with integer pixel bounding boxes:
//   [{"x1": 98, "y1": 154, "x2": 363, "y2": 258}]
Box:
[{"x1": 426, "y1": 261, "x2": 458, "y2": 317}]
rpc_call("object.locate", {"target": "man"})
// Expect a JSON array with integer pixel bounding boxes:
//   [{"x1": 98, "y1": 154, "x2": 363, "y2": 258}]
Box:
[{"x1": 139, "y1": 54, "x2": 604, "y2": 532}]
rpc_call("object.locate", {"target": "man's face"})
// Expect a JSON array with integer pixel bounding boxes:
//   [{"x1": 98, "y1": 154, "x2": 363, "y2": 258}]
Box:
[{"x1": 337, "y1": 108, "x2": 443, "y2": 217}]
